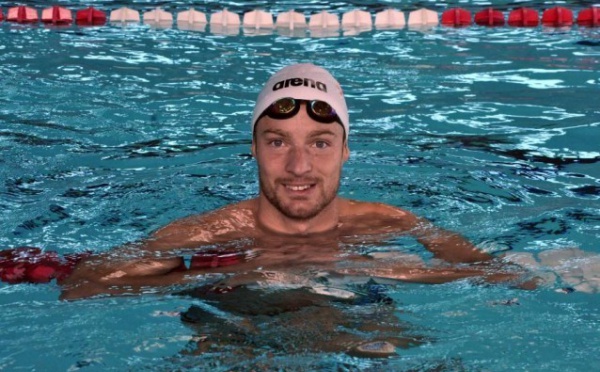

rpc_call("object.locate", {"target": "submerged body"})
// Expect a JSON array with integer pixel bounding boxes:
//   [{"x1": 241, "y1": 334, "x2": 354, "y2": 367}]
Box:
[
  {"x1": 60, "y1": 196, "x2": 523, "y2": 300},
  {"x1": 58, "y1": 64, "x2": 533, "y2": 358},
  {"x1": 60, "y1": 196, "x2": 519, "y2": 357},
  {"x1": 61, "y1": 64, "x2": 527, "y2": 300}
]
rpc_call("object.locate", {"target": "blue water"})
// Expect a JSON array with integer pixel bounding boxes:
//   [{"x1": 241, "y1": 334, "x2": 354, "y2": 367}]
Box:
[{"x1": 1, "y1": 1, "x2": 600, "y2": 370}]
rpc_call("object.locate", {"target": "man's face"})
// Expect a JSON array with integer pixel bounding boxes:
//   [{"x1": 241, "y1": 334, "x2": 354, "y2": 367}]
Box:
[{"x1": 252, "y1": 103, "x2": 349, "y2": 221}]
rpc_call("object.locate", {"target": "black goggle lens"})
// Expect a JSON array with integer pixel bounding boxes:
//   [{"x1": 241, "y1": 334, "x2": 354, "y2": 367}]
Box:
[
  {"x1": 309, "y1": 100, "x2": 336, "y2": 121},
  {"x1": 267, "y1": 97, "x2": 300, "y2": 119},
  {"x1": 259, "y1": 98, "x2": 341, "y2": 125}
]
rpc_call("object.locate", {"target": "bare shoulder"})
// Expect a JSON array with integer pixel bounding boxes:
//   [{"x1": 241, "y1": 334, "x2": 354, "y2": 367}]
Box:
[
  {"x1": 147, "y1": 199, "x2": 258, "y2": 250},
  {"x1": 339, "y1": 198, "x2": 414, "y2": 218},
  {"x1": 337, "y1": 198, "x2": 420, "y2": 234}
]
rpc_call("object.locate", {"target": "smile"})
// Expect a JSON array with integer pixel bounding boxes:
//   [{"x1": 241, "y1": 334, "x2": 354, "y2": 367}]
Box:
[{"x1": 285, "y1": 184, "x2": 313, "y2": 191}]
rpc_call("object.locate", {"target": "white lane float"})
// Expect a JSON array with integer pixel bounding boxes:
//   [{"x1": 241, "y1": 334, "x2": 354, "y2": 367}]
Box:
[
  {"x1": 309, "y1": 10, "x2": 339, "y2": 29},
  {"x1": 309, "y1": 10, "x2": 339, "y2": 37},
  {"x1": 243, "y1": 9, "x2": 274, "y2": 29},
  {"x1": 110, "y1": 7, "x2": 140, "y2": 23},
  {"x1": 176, "y1": 8, "x2": 206, "y2": 31},
  {"x1": 276, "y1": 9, "x2": 307, "y2": 37},
  {"x1": 210, "y1": 8, "x2": 240, "y2": 27},
  {"x1": 143, "y1": 7, "x2": 172, "y2": 29},
  {"x1": 407, "y1": 8, "x2": 439, "y2": 28},
  {"x1": 210, "y1": 8, "x2": 240, "y2": 35},
  {"x1": 374, "y1": 9, "x2": 405, "y2": 29},
  {"x1": 276, "y1": 10, "x2": 306, "y2": 30},
  {"x1": 342, "y1": 9, "x2": 372, "y2": 36},
  {"x1": 342, "y1": 9, "x2": 372, "y2": 28}
]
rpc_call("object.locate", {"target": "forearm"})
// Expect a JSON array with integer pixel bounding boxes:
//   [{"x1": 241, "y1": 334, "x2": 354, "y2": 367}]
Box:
[
  {"x1": 335, "y1": 266, "x2": 490, "y2": 284},
  {"x1": 59, "y1": 269, "x2": 197, "y2": 300},
  {"x1": 335, "y1": 259, "x2": 532, "y2": 287},
  {"x1": 59, "y1": 254, "x2": 190, "y2": 300},
  {"x1": 412, "y1": 221, "x2": 492, "y2": 264},
  {"x1": 422, "y1": 233, "x2": 492, "y2": 263}
]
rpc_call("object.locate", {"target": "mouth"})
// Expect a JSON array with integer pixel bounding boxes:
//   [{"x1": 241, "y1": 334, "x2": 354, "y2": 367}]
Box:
[
  {"x1": 285, "y1": 184, "x2": 313, "y2": 191},
  {"x1": 281, "y1": 180, "x2": 317, "y2": 195}
]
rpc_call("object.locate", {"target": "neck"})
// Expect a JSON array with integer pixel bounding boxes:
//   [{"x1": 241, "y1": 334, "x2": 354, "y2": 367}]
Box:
[{"x1": 255, "y1": 195, "x2": 341, "y2": 236}]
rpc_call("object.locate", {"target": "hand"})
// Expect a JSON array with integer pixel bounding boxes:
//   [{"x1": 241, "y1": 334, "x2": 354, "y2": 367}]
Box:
[{"x1": 504, "y1": 248, "x2": 600, "y2": 293}]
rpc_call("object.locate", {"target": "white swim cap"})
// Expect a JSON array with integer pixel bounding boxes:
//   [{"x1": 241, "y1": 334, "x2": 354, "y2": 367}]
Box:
[{"x1": 252, "y1": 63, "x2": 349, "y2": 140}]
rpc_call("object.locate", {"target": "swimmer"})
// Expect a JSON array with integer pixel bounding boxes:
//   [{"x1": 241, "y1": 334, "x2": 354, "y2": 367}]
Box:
[{"x1": 58, "y1": 63, "x2": 533, "y2": 300}]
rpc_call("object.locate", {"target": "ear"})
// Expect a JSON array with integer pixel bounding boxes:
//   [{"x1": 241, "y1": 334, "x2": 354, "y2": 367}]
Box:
[
  {"x1": 251, "y1": 140, "x2": 257, "y2": 158},
  {"x1": 342, "y1": 141, "x2": 350, "y2": 163}
]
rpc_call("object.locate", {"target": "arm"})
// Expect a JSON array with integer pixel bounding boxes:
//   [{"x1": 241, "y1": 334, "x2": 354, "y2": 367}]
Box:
[
  {"x1": 335, "y1": 253, "x2": 538, "y2": 289},
  {"x1": 334, "y1": 265, "x2": 519, "y2": 285},
  {"x1": 410, "y1": 217, "x2": 493, "y2": 264},
  {"x1": 356, "y1": 202, "x2": 492, "y2": 264},
  {"x1": 350, "y1": 203, "x2": 536, "y2": 287},
  {"x1": 405, "y1": 218, "x2": 538, "y2": 288},
  {"x1": 59, "y1": 215, "x2": 214, "y2": 300},
  {"x1": 59, "y1": 202, "x2": 258, "y2": 300},
  {"x1": 403, "y1": 214, "x2": 537, "y2": 287},
  {"x1": 58, "y1": 243, "x2": 194, "y2": 300}
]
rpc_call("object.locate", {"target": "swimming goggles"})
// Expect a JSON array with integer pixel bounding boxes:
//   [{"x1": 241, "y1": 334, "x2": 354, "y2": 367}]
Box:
[{"x1": 256, "y1": 97, "x2": 342, "y2": 126}]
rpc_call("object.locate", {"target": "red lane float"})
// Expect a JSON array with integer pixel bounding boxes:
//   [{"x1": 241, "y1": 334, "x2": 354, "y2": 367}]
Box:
[
  {"x1": 474, "y1": 8, "x2": 504, "y2": 26},
  {"x1": 0, "y1": 247, "x2": 91, "y2": 284},
  {"x1": 7, "y1": 5, "x2": 38, "y2": 23},
  {"x1": 0, "y1": 8, "x2": 4, "y2": 22},
  {"x1": 0, "y1": 246, "x2": 249, "y2": 284},
  {"x1": 189, "y1": 250, "x2": 245, "y2": 269},
  {"x1": 542, "y1": 6, "x2": 573, "y2": 27},
  {"x1": 76, "y1": 6, "x2": 106, "y2": 26},
  {"x1": 577, "y1": 7, "x2": 600, "y2": 27},
  {"x1": 42, "y1": 6, "x2": 72, "y2": 25},
  {"x1": 508, "y1": 7, "x2": 539, "y2": 27},
  {"x1": 441, "y1": 8, "x2": 472, "y2": 27}
]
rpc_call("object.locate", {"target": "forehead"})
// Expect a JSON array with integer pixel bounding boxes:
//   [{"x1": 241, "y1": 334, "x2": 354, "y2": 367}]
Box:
[
  {"x1": 255, "y1": 116, "x2": 345, "y2": 140},
  {"x1": 254, "y1": 103, "x2": 345, "y2": 139}
]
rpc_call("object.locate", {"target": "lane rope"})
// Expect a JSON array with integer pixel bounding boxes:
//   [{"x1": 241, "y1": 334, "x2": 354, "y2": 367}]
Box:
[{"x1": 1, "y1": 5, "x2": 599, "y2": 31}]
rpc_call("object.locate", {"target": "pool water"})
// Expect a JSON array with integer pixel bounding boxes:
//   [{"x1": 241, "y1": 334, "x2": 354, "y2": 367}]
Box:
[{"x1": 1, "y1": 0, "x2": 600, "y2": 370}]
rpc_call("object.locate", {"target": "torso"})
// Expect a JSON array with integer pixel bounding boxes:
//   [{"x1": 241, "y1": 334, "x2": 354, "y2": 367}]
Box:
[
  {"x1": 145, "y1": 197, "x2": 422, "y2": 275},
  {"x1": 151, "y1": 198, "x2": 418, "y2": 247}
]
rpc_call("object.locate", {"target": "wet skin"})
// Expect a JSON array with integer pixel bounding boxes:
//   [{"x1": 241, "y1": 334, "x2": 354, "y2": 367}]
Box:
[
  {"x1": 57, "y1": 105, "x2": 535, "y2": 359},
  {"x1": 60, "y1": 104, "x2": 529, "y2": 300}
]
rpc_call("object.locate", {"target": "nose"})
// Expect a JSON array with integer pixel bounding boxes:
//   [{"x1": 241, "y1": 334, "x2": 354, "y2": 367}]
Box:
[{"x1": 285, "y1": 146, "x2": 312, "y2": 176}]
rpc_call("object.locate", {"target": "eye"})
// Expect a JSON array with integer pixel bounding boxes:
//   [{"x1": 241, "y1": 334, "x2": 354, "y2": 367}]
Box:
[
  {"x1": 269, "y1": 139, "x2": 284, "y2": 147},
  {"x1": 314, "y1": 140, "x2": 329, "y2": 149}
]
